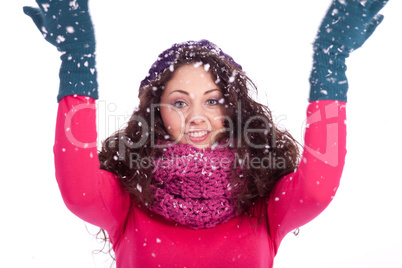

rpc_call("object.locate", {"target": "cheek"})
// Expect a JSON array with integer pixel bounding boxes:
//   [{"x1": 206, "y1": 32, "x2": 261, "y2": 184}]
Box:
[
  {"x1": 211, "y1": 108, "x2": 225, "y2": 128},
  {"x1": 160, "y1": 107, "x2": 183, "y2": 134}
]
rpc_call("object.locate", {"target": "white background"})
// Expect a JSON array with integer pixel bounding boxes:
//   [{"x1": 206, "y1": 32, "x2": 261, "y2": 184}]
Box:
[{"x1": 2, "y1": 0, "x2": 401, "y2": 267}]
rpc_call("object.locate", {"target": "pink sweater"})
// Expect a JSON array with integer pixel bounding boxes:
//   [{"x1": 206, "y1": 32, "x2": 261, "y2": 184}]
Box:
[{"x1": 54, "y1": 95, "x2": 347, "y2": 268}]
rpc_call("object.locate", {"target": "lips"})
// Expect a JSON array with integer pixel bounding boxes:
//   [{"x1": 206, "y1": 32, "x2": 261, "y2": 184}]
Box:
[{"x1": 185, "y1": 130, "x2": 210, "y2": 142}]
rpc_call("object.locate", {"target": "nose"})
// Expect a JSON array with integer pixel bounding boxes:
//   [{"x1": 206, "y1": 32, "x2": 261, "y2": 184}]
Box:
[
  {"x1": 188, "y1": 113, "x2": 207, "y2": 126},
  {"x1": 186, "y1": 103, "x2": 209, "y2": 128}
]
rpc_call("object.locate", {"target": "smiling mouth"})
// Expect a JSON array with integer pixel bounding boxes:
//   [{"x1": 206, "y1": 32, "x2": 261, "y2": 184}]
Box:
[
  {"x1": 186, "y1": 130, "x2": 209, "y2": 138},
  {"x1": 185, "y1": 130, "x2": 210, "y2": 142}
]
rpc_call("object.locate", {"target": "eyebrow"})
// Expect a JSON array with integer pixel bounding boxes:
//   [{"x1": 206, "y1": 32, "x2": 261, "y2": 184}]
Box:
[{"x1": 168, "y1": 89, "x2": 221, "y2": 96}]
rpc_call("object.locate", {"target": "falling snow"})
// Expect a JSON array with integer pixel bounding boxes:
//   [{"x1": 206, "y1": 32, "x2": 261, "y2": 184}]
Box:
[
  {"x1": 69, "y1": 0, "x2": 79, "y2": 10},
  {"x1": 56, "y1": 35, "x2": 66, "y2": 43},
  {"x1": 193, "y1": 61, "x2": 203, "y2": 68},
  {"x1": 41, "y1": 3, "x2": 50, "y2": 12},
  {"x1": 66, "y1": 26, "x2": 75, "y2": 33}
]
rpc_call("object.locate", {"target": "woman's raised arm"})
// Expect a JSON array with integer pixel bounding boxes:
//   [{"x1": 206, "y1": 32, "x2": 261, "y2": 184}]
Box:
[
  {"x1": 24, "y1": 0, "x2": 130, "y2": 231},
  {"x1": 267, "y1": 0, "x2": 388, "y2": 251}
]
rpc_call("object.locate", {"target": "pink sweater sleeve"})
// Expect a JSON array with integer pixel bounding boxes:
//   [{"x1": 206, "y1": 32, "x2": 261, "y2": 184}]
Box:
[
  {"x1": 268, "y1": 100, "x2": 347, "y2": 252},
  {"x1": 53, "y1": 95, "x2": 130, "y2": 231}
]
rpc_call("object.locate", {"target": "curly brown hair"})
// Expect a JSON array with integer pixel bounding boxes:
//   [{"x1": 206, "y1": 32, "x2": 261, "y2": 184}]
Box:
[{"x1": 98, "y1": 46, "x2": 300, "y2": 216}]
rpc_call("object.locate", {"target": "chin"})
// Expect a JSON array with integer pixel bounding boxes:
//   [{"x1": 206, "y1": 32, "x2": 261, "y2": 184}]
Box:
[{"x1": 191, "y1": 143, "x2": 211, "y2": 149}]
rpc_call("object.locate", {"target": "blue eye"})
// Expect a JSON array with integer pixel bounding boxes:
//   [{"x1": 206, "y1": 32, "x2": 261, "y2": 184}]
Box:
[
  {"x1": 206, "y1": 99, "x2": 219, "y2": 105},
  {"x1": 173, "y1": 100, "x2": 187, "y2": 108}
]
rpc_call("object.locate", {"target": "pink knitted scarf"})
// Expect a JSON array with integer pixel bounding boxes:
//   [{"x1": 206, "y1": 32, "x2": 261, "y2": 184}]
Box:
[{"x1": 149, "y1": 142, "x2": 240, "y2": 229}]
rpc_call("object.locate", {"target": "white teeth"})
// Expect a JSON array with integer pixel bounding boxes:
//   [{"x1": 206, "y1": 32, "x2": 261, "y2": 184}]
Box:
[{"x1": 187, "y1": 131, "x2": 208, "y2": 138}]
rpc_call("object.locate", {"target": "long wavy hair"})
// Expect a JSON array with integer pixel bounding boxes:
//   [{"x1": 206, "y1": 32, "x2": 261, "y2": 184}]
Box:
[
  {"x1": 96, "y1": 46, "x2": 300, "y2": 259},
  {"x1": 100, "y1": 46, "x2": 299, "y2": 209}
]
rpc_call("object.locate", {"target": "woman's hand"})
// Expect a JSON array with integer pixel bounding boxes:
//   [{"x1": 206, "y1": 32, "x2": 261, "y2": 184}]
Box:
[
  {"x1": 23, "y1": 0, "x2": 98, "y2": 102},
  {"x1": 314, "y1": 0, "x2": 388, "y2": 56},
  {"x1": 309, "y1": 0, "x2": 388, "y2": 102},
  {"x1": 23, "y1": 0, "x2": 95, "y2": 51}
]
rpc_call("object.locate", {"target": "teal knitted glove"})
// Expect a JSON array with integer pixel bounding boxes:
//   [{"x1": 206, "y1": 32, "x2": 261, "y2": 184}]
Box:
[
  {"x1": 24, "y1": 0, "x2": 98, "y2": 102},
  {"x1": 309, "y1": 0, "x2": 388, "y2": 102}
]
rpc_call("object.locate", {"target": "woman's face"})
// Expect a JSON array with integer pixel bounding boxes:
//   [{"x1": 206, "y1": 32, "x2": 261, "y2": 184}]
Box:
[{"x1": 160, "y1": 64, "x2": 225, "y2": 149}]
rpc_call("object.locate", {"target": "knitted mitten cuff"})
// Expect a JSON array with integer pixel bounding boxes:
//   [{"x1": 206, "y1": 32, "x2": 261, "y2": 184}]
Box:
[
  {"x1": 309, "y1": 44, "x2": 348, "y2": 102},
  {"x1": 58, "y1": 43, "x2": 98, "y2": 102}
]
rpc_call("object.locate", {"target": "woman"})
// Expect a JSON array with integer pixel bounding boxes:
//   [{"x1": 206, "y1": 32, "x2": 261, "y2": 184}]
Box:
[{"x1": 24, "y1": 0, "x2": 387, "y2": 267}]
